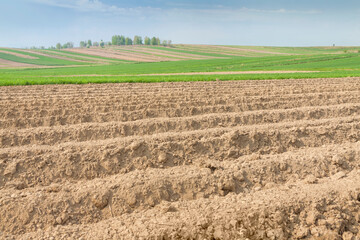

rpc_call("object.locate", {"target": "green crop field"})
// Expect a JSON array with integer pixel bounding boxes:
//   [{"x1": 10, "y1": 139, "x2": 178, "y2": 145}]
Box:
[
  {"x1": 0, "y1": 48, "x2": 91, "y2": 66},
  {"x1": 1, "y1": 45, "x2": 360, "y2": 86}
]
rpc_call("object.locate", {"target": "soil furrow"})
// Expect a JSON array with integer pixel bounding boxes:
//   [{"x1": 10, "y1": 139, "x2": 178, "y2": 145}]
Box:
[
  {"x1": 1, "y1": 142, "x2": 359, "y2": 235},
  {"x1": 1, "y1": 78, "x2": 360, "y2": 239},
  {"x1": 1, "y1": 103, "x2": 360, "y2": 147},
  {"x1": 1, "y1": 93, "x2": 360, "y2": 129},
  {"x1": 1, "y1": 116, "x2": 359, "y2": 189},
  {"x1": 7, "y1": 169, "x2": 360, "y2": 239}
]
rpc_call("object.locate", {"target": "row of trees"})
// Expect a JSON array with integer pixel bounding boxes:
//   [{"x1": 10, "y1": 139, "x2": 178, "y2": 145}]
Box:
[
  {"x1": 55, "y1": 42, "x2": 74, "y2": 50},
  {"x1": 80, "y1": 40, "x2": 109, "y2": 48},
  {"x1": 79, "y1": 40, "x2": 93, "y2": 48},
  {"x1": 111, "y1": 35, "x2": 172, "y2": 47},
  {"x1": 29, "y1": 42, "x2": 74, "y2": 50},
  {"x1": 26, "y1": 35, "x2": 173, "y2": 50},
  {"x1": 112, "y1": 35, "x2": 132, "y2": 46},
  {"x1": 79, "y1": 40, "x2": 112, "y2": 47}
]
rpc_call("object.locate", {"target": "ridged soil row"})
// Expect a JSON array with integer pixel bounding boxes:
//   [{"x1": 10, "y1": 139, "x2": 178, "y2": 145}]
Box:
[
  {"x1": 3, "y1": 91, "x2": 360, "y2": 123},
  {"x1": 1, "y1": 103, "x2": 360, "y2": 148},
  {"x1": 1, "y1": 78, "x2": 360, "y2": 239},
  {"x1": 1, "y1": 92, "x2": 360, "y2": 130},
  {"x1": 1, "y1": 142, "x2": 359, "y2": 235},
  {"x1": 19, "y1": 171, "x2": 360, "y2": 240},
  {"x1": 1, "y1": 87, "x2": 360, "y2": 108},
  {"x1": 1, "y1": 116, "x2": 360, "y2": 189},
  {"x1": 1, "y1": 81, "x2": 360, "y2": 101},
  {"x1": 1, "y1": 81, "x2": 360, "y2": 105},
  {"x1": 1, "y1": 78, "x2": 360, "y2": 99}
]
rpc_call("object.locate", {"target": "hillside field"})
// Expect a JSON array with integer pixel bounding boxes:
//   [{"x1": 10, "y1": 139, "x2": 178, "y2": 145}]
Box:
[{"x1": 1, "y1": 45, "x2": 360, "y2": 85}]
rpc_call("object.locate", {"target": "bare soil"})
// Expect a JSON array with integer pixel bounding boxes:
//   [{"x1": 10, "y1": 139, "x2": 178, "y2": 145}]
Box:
[
  {"x1": 43, "y1": 50, "x2": 115, "y2": 64},
  {"x1": 0, "y1": 78, "x2": 360, "y2": 240},
  {"x1": 20, "y1": 50, "x2": 91, "y2": 63},
  {"x1": 66, "y1": 48, "x2": 174, "y2": 62},
  {"x1": 0, "y1": 59, "x2": 37, "y2": 68},
  {"x1": 114, "y1": 46, "x2": 214, "y2": 60},
  {"x1": 108, "y1": 48, "x2": 178, "y2": 62},
  {"x1": 0, "y1": 50, "x2": 38, "y2": 59}
]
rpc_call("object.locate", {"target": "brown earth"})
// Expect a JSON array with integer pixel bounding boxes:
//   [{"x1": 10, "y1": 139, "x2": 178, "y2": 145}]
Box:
[
  {"x1": 66, "y1": 48, "x2": 174, "y2": 62},
  {"x1": 19, "y1": 49, "x2": 91, "y2": 63},
  {"x1": 0, "y1": 59, "x2": 37, "y2": 68},
  {"x1": 0, "y1": 78, "x2": 360, "y2": 240},
  {"x1": 66, "y1": 48, "x2": 153, "y2": 62},
  {"x1": 42, "y1": 50, "x2": 115, "y2": 64},
  {"x1": 0, "y1": 50, "x2": 38, "y2": 59},
  {"x1": 0, "y1": 62, "x2": 94, "y2": 69},
  {"x1": 67, "y1": 46, "x2": 221, "y2": 62},
  {"x1": 107, "y1": 48, "x2": 178, "y2": 62},
  {"x1": 112, "y1": 46, "x2": 214, "y2": 60}
]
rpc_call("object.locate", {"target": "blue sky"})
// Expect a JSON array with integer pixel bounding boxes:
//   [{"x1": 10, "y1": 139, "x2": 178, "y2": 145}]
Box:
[{"x1": 1, "y1": 0, "x2": 359, "y2": 47}]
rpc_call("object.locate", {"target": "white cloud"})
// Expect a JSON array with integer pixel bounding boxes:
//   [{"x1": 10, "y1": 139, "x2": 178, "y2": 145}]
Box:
[
  {"x1": 31, "y1": 0, "x2": 320, "y2": 16},
  {"x1": 195, "y1": 7, "x2": 321, "y2": 15},
  {"x1": 245, "y1": 8, "x2": 321, "y2": 14},
  {"x1": 31, "y1": 0, "x2": 143, "y2": 14}
]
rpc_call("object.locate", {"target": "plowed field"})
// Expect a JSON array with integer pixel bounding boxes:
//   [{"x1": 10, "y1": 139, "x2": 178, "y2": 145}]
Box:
[{"x1": 1, "y1": 78, "x2": 360, "y2": 239}]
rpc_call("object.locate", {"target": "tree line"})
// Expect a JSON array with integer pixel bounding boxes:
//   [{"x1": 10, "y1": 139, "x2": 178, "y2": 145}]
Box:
[
  {"x1": 110, "y1": 35, "x2": 171, "y2": 47},
  {"x1": 28, "y1": 42, "x2": 74, "y2": 50},
  {"x1": 55, "y1": 42, "x2": 74, "y2": 50},
  {"x1": 79, "y1": 40, "x2": 109, "y2": 48},
  {"x1": 26, "y1": 35, "x2": 172, "y2": 50}
]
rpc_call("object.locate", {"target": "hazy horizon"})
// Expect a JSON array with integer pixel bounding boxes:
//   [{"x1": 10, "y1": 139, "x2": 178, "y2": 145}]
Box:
[{"x1": 1, "y1": 0, "x2": 359, "y2": 48}]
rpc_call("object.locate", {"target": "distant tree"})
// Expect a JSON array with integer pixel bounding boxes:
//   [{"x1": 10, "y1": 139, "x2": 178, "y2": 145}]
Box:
[
  {"x1": 93, "y1": 41, "x2": 99, "y2": 47},
  {"x1": 80, "y1": 41, "x2": 86, "y2": 48},
  {"x1": 161, "y1": 40, "x2": 168, "y2": 46},
  {"x1": 112, "y1": 35, "x2": 120, "y2": 46},
  {"x1": 66, "y1": 42, "x2": 74, "y2": 48},
  {"x1": 112, "y1": 35, "x2": 127, "y2": 45},
  {"x1": 133, "y1": 36, "x2": 138, "y2": 45},
  {"x1": 161, "y1": 40, "x2": 172, "y2": 47},
  {"x1": 156, "y1": 37, "x2": 160, "y2": 46},
  {"x1": 106, "y1": 42, "x2": 112, "y2": 46},
  {"x1": 125, "y1": 37, "x2": 133, "y2": 45},
  {"x1": 133, "y1": 35, "x2": 143, "y2": 45},
  {"x1": 120, "y1": 35, "x2": 126, "y2": 45},
  {"x1": 100, "y1": 40, "x2": 105, "y2": 48},
  {"x1": 56, "y1": 43, "x2": 61, "y2": 50},
  {"x1": 62, "y1": 44, "x2": 68, "y2": 49},
  {"x1": 144, "y1": 37, "x2": 151, "y2": 45},
  {"x1": 151, "y1": 37, "x2": 158, "y2": 46},
  {"x1": 87, "y1": 40, "x2": 92, "y2": 47}
]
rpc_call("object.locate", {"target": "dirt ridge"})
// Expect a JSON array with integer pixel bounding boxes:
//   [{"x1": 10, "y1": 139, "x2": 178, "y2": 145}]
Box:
[{"x1": 0, "y1": 78, "x2": 359, "y2": 239}]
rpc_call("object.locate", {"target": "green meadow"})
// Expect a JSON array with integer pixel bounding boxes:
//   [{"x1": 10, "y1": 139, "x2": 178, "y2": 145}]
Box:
[{"x1": 0, "y1": 45, "x2": 360, "y2": 86}]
